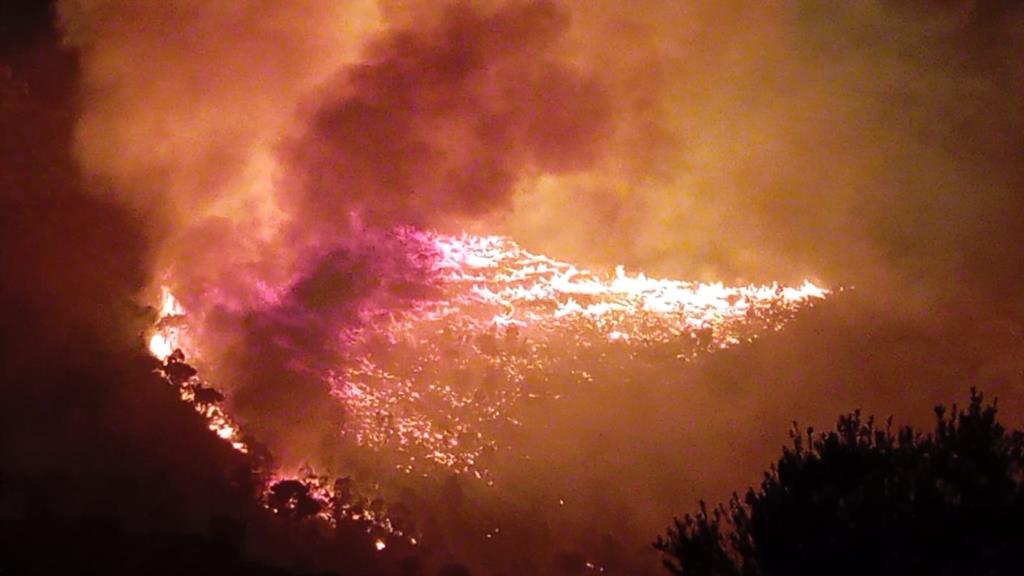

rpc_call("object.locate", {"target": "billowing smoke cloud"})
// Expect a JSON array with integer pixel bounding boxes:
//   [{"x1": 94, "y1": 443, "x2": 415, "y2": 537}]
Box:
[
  {"x1": 57, "y1": 0, "x2": 1024, "y2": 573},
  {"x1": 289, "y1": 1, "x2": 610, "y2": 230}
]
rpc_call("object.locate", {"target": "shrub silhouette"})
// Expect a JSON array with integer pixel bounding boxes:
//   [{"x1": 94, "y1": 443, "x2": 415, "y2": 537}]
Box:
[{"x1": 656, "y1": 389, "x2": 1024, "y2": 576}]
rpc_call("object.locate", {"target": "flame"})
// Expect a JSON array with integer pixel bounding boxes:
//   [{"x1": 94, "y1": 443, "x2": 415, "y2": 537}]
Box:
[
  {"x1": 145, "y1": 228, "x2": 828, "y2": 540},
  {"x1": 323, "y1": 229, "x2": 828, "y2": 480},
  {"x1": 147, "y1": 331, "x2": 175, "y2": 361},
  {"x1": 158, "y1": 285, "x2": 185, "y2": 317},
  {"x1": 148, "y1": 287, "x2": 249, "y2": 454},
  {"x1": 148, "y1": 287, "x2": 185, "y2": 360},
  {"x1": 147, "y1": 229, "x2": 828, "y2": 475}
]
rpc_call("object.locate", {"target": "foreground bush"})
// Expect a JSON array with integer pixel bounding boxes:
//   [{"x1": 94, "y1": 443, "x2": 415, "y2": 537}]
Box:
[{"x1": 657, "y1": 389, "x2": 1024, "y2": 576}]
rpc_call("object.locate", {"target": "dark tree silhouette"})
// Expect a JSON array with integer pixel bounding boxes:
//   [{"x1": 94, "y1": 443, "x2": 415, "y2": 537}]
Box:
[
  {"x1": 656, "y1": 389, "x2": 1024, "y2": 576},
  {"x1": 267, "y1": 480, "x2": 324, "y2": 520}
]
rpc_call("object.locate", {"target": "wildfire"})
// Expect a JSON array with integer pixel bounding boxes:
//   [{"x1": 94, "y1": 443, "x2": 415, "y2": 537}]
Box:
[
  {"x1": 148, "y1": 287, "x2": 184, "y2": 361},
  {"x1": 144, "y1": 227, "x2": 829, "y2": 557},
  {"x1": 325, "y1": 228, "x2": 828, "y2": 480},
  {"x1": 147, "y1": 228, "x2": 827, "y2": 479},
  {"x1": 150, "y1": 288, "x2": 248, "y2": 453}
]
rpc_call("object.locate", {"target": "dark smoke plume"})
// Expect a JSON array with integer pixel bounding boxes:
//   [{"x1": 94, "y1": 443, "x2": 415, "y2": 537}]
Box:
[{"x1": 289, "y1": 1, "x2": 610, "y2": 230}]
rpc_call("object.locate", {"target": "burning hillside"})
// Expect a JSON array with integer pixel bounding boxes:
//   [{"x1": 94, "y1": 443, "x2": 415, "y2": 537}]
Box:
[{"x1": 148, "y1": 226, "x2": 827, "y2": 547}]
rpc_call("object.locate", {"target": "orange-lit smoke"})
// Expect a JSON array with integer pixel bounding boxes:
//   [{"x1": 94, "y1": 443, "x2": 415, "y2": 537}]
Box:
[
  {"x1": 63, "y1": 1, "x2": 1024, "y2": 314},
  {"x1": 59, "y1": 0, "x2": 1024, "y2": 573}
]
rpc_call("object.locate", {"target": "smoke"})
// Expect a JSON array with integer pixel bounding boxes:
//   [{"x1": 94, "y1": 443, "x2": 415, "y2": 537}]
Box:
[
  {"x1": 57, "y1": 0, "x2": 1024, "y2": 573},
  {"x1": 288, "y1": 0, "x2": 610, "y2": 231},
  {"x1": 494, "y1": 1, "x2": 1024, "y2": 300},
  {"x1": 60, "y1": 0, "x2": 612, "y2": 296}
]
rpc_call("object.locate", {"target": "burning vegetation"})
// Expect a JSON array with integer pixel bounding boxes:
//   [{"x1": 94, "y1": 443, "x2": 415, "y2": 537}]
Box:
[{"x1": 148, "y1": 226, "x2": 827, "y2": 559}]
